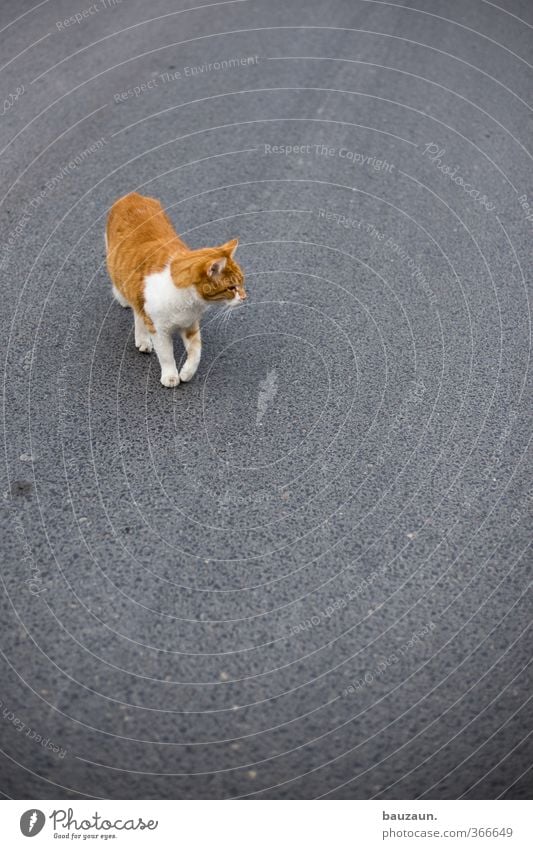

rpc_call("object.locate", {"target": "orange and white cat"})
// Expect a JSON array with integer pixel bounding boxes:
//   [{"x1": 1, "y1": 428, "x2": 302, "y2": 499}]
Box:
[{"x1": 106, "y1": 192, "x2": 246, "y2": 387}]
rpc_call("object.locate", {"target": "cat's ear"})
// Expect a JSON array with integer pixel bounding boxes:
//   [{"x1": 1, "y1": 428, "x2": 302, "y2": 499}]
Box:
[
  {"x1": 221, "y1": 238, "x2": 238, "y2": 258},
  {"x1": 206, "y1": 256, "x2": 227, "y2": 277}
]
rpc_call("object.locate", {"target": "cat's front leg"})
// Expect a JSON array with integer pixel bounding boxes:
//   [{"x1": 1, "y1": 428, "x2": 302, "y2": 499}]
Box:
[
  {"x1": 179, "y1": 321, "x2": 202, "y2": 382},
  {"x1": 151, "y1": 327, "x2": 179, "y2": 387}
]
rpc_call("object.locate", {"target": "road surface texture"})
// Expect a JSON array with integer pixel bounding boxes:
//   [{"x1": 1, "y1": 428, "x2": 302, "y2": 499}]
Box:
[{"x1": 1, "y1": 0, "x2": 531, "y2": 800}]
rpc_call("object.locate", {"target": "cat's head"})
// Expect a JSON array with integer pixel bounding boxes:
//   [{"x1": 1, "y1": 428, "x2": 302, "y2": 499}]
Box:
[{"x1": 196, "y1": 239, "x2": 246, "y2": 304}]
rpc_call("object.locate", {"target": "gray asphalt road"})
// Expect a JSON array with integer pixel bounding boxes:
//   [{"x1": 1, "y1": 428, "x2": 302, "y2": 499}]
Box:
[{"x1": 1, "y1": 0, "x2": 531, "y2": 800}]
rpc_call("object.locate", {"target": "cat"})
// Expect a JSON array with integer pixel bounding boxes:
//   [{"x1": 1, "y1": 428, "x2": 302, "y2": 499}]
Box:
[{"x1": 105, "y1": 192, "x2": 246, "y2": 387}]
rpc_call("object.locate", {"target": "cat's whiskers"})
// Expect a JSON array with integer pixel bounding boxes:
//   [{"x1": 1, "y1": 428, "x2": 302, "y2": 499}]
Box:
[
  {"x1": 221, "y1": 305, "x2": 234, "y2": 333},
  {"x1": 209, "y1": 304, "x2": 230, "y2": 336},
  {"x1": 216, "y1": 303, "x2": 230, "y2": 325},
  {"x1": 224, "y1": 303, "x2": 234, "y2": 321}
]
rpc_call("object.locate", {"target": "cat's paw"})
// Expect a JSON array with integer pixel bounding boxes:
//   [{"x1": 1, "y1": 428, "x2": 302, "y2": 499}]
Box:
[
  {"x1": 136, "y1": 338, "x2": 153, "y2": 353},
  {"x1": 160, "y1": 370, "x2": 180, "y2": 388},
  {"x1": 179, "y1": 363, "x2": 197, "y2": 382}
]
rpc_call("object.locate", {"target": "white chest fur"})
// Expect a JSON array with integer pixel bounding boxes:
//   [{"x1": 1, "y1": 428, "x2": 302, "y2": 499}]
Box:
[{"x1": 144, "y1": 265, "x2": 205, "y2": 331}]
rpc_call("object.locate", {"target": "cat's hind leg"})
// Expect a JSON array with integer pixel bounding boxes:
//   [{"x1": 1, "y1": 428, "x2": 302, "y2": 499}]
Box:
[
  {"x1": 133, "y1": 310, "x2": 153, "y2": 353},
  {"x1": 179, "y1": 321, "x2": 201, "y2": 382},
  {"x1": 112, "y1": 285, "x2": 130, "y2": 308}
]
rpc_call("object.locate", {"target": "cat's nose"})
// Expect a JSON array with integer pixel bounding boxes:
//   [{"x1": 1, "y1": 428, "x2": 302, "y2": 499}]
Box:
[{"x1": 238, "y1": 289, "x2": 247, "y2": 300}]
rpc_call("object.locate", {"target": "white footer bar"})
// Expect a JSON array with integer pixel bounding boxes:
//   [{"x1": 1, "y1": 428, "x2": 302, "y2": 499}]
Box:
[{"x1": 2, "y1": 799, "x2": 531, "y2": 848}]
